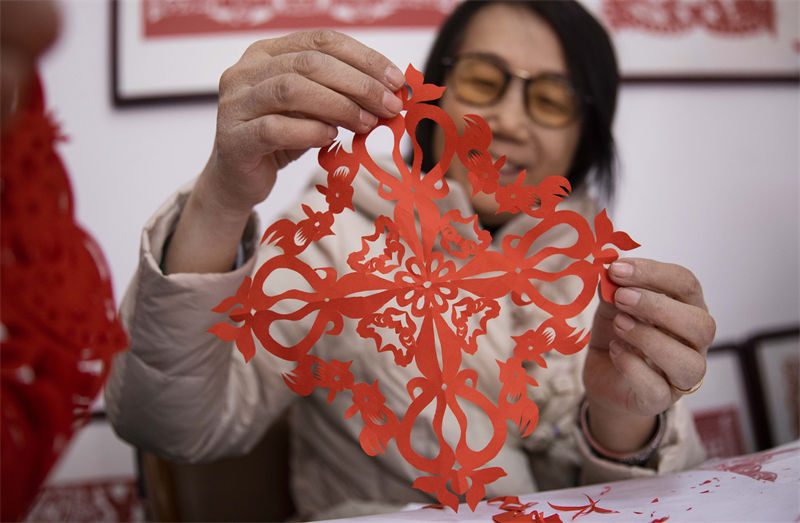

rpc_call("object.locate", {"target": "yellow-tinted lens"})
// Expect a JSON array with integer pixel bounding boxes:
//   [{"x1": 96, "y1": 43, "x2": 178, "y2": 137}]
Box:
[
  {"x1": 526, "y1": 77, "x2": 578, "y2": 127},
  {"x1": 451, "y1": 57, "x2": 507, "y2": 105}
]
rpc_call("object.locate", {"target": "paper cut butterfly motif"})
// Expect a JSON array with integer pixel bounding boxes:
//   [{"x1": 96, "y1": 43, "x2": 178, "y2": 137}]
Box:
[{"x1": 210, "y1": 64, "x2": 639, "y2": 511}]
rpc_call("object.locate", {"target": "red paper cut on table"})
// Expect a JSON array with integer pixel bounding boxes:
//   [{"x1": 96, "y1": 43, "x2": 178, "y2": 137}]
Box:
[
  {"x1": 1, "y1": 76, "x2": 128, "y2": 521},
  {"x1": 489, "y1": 496, "x2": 562, "y2": 523},
  {"x1": 210, "y1": 64, "x2": 639, "y2": 510},
  {"x1": 548, "y1": 494, "x2": 620, "y2": 520}
]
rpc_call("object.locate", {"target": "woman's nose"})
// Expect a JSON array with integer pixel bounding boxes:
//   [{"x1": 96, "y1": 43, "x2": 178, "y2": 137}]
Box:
[{"x1": 486, "y1": 80, "x2": 530, "y2": 141}]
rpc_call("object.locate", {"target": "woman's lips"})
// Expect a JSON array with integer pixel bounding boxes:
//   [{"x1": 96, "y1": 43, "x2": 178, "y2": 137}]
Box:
[{"x1": 495, "y1": 156, "x2": 526, "y2": 182}]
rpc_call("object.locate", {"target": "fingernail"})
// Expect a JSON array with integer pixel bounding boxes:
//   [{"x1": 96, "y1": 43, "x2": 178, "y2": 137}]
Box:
[
  {"x1": 327, "y1": 126, "x2": 338, "y2": 139},
  {"x1": 614, "y1": 313, "x2": 636, "y2": 331},
  {"x1": 384, "y1": 65, "x2": 405, "y2": 90},
  {"x1": 611, "y1": 261, "x2": 633, "y2": 278},
  {"x1": 359, "y1": 109, "x2": 378, "y2": 131},
  {"x1": 383, "y1": 90, "x2": 403, "y2": 114},
  {"x1": 616, "y1": 287, "x2": 640, "y2": 306},
  {"x1": 609, "y1": 339, "x2": 623, "y2": 356}
]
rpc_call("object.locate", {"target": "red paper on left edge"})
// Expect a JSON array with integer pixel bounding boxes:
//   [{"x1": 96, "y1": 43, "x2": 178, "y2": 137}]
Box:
[
  {"x1": 210, "y1": 64, "x2": 638, "y2": 511},
  {"x1": 0, "y1": 76, "x2": 128, "y2": 521}
]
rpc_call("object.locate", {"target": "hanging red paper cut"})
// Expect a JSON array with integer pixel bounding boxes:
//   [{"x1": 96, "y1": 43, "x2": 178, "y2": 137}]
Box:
[
  {"x1": 209, "y1": 64, "x2": 639, "y2": 511},
  {"x1": 1, "y1": 76, "x2": 129, "y2": 521}
]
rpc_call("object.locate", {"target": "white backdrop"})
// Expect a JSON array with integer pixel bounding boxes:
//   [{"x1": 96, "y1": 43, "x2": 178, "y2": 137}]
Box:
[{"x1": 39, "y1": 1, "x2": 798, "y2": 345}]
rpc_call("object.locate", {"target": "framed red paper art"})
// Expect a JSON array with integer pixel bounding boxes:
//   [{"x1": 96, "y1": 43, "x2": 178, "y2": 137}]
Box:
[
  {"x1": 209, "y1": 65, "x2": 640, "y2": 511},
  {"x1": 111, "y1": 0, "x2": 457, "y2": 104},
  {"x1": 582, "y1": 0, "x2": 800, "y2": 81}
]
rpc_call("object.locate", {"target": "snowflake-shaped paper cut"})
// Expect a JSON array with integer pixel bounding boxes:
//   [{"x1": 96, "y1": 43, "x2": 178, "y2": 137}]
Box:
[{"x1": 209, "y1": 64, "x2": 639, "y2": 511}]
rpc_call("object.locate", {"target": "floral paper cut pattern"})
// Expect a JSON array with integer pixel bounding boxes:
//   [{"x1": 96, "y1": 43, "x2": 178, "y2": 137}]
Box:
[{"x1": 210, "y1": 64, "x2": 639, "y2": 511}]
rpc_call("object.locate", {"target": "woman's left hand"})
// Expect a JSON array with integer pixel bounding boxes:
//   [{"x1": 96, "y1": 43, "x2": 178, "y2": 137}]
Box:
[{"x1": 582, "y1": 257, "x2": 716, "y2": 453}]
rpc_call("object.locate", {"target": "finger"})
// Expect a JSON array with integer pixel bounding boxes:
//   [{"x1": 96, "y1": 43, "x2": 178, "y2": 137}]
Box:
[
  {"x1": 608, "y1": 340, "x2": 673, "y2": 415},
  {"x1": 613, "y1": 286, "x2": 716, "y2": 352},
  {"x1": 0, "y1": 49, "x2": 33, "y2": 128},
  {"x1": 225, "y1": 113, "x2": 337, "y2": 164},
  {"x1": 0, "y1": 1, "x2": 61, "y2": 57},
  {"x1": 609, "y1": 258, "x2": 708, "y2": 310},
  {"x1": 237, "y1": 50, "x2": 405, "y2": 119},
  {"x1": 239, "y1": 74, "x2": 383, "y2": 134},
  {"x1": 590, "y1": 300, "x2": 618, "y2": 346},
  {"x1": 254, "y1": 30, "x2": 405, "y2": 91},
  {"x1": 612, "y1": 313, "x2": 707, "y2": 390}
]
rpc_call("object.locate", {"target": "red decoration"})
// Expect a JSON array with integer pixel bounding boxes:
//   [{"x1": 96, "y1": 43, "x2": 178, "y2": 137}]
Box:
[
  {"x1": 1, "y1": 76, "x2": 128, "y2": 521},
  {"x1": 142, "y1": 0, "x2": 458, "y2": 37},
  {"x1": 210, "y1": 64, "x2": 639, "y2": 510},
  {"x1": 601, "y1": 0, "x2": 775, "y2": 35}
]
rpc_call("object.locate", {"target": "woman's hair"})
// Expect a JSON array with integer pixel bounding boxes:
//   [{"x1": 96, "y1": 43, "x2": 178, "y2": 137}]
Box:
[{"x1": 415, "y1": 0, "x2": 619, "y2": 201}]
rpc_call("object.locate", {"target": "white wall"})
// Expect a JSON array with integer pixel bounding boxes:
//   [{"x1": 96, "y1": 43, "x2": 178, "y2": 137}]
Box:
[{"x1": 35, "y1": 0, "x2": 799, "y2": 481}]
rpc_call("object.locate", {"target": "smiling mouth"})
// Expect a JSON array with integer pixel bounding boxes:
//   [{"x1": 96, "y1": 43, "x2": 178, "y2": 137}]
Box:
[{"x1": 493, "y1": 156, "x2": 526, "y2": 181}]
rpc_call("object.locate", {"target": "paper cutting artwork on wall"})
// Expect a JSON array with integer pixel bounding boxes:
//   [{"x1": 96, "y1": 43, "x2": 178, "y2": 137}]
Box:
[{"x1": 209, "y1": 65, "x2": 639, "y2": 511}]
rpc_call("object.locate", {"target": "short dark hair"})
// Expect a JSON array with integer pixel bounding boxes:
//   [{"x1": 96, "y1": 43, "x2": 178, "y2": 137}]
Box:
[{"x1": 415, "y1": 0, "x2": 619, "y2": 202}]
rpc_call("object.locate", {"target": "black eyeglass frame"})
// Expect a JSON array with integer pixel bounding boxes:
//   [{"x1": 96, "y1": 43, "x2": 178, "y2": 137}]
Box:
[{"x1": 441, "y1": 53, "x2": 588, "y2": 128}]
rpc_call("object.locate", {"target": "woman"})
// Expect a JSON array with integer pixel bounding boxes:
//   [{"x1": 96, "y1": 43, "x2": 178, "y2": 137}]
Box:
[{"x1": 106, "y1": 1, "x2": 715, "y2": 519}]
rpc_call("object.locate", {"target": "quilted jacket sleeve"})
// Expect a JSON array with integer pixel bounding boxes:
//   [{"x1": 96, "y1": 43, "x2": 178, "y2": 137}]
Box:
[{"x1": 105, "y1": 182, "x2": 297, "y2": 463}]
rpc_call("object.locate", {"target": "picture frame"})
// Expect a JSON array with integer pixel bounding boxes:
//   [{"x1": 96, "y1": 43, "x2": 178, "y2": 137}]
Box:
[
  {"x1": 112, "y1": 0, "x2": 799, "y2": 105},
  {"x1": 581, "y1": 0, "x2": 800, "y2": 82},
  {"x1": 684, "y1": 343, "x2": 758, "y2": 458},
  {"x1": 747, "y1": 327, "x2": 800, "y2": 448},
  {"x1": 688, "y1": 325, "x2": 800, "y2": 458},
  {"x1": 111, "y1": 0, "x2": 454, "y2": 105}
]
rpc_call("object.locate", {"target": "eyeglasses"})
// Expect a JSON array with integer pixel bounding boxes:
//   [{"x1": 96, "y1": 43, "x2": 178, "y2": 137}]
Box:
[{"x1": 442, "y1": 53, "x2": 582, "y2": 128}]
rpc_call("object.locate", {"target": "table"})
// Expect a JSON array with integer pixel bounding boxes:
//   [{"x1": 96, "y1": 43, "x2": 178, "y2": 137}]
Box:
[{"x1": 318, "y1": 440, "x2": 800, "y2": 522}]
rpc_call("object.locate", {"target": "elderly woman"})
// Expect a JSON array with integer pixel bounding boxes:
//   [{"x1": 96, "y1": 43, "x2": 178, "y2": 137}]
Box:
[{"x1": 106, "y1": 1, "x2": 715, "y2": 519}]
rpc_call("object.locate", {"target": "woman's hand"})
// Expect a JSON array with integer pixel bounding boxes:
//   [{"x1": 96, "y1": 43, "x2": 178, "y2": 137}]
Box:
[
  {"x1": 201, "y1": 30, "x2": 406, "y2": 216},
  {"x1": 582, "y1": 258, "x2": 716, "y2": 454},
  {"x1": 166, "y1": 31, "x2": 405, "y2": 274}
]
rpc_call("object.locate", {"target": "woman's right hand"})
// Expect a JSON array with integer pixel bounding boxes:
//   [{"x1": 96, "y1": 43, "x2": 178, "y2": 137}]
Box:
[
  {"x1": 199, "y1": 30, "x2": 406, "y2": 217},
  {"x1": 166, "y1": 31, "x2": 405, "y2": 274}
]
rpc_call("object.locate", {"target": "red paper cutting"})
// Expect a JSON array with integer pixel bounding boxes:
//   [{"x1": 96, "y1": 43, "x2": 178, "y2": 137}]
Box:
[
  {"x1": 548, "y1": 494, "x2": 620, "y2": 520},
  {"x1": 0, "y1": 76, "x2": 128, "y2": 521},
  {"x1": 489, "y1": 496, "x2": 562, "y2": 523},
  {"x1": 210, "y1": 64, "x2": 639, "y2": 510}
]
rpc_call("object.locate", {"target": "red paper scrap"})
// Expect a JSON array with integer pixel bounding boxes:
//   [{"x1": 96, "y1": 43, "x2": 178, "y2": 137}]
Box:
[
  {"x1": 490, "y1": 497, "x2": 561, "y2": 523},
  {"x1": 493, "y1": 510, "x2": 563, "y2": 523},
  {"x1": 548, "y1": 494, "x2": 620, "y2": 520},
  {"x1": 488, "y1": 495, "x2": 537, "y2": 511},
  {"x1": 210, "y1": 64, "x2": 639, "y2": 510}
]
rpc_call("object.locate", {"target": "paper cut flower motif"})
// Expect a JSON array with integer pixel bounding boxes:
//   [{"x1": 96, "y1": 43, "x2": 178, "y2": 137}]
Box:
[{"x1": 210, "y1": 64, "x2": 639, "y2": 511}]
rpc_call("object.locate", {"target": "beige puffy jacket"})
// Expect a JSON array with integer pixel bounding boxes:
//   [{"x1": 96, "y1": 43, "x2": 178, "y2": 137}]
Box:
[{"x1": 105, "y1": 167, "x2": 705, "y2": 519}]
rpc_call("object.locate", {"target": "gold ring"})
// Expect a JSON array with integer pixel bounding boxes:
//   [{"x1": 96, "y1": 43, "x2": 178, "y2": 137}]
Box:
[{"x1": 669, "y1": 376, "x2": 703, "y2": 395}]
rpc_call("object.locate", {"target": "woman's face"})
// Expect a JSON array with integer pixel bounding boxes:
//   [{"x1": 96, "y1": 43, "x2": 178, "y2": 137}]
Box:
[{"x1": 434, "y1": 3, "x2": 582, "y2": 226}]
